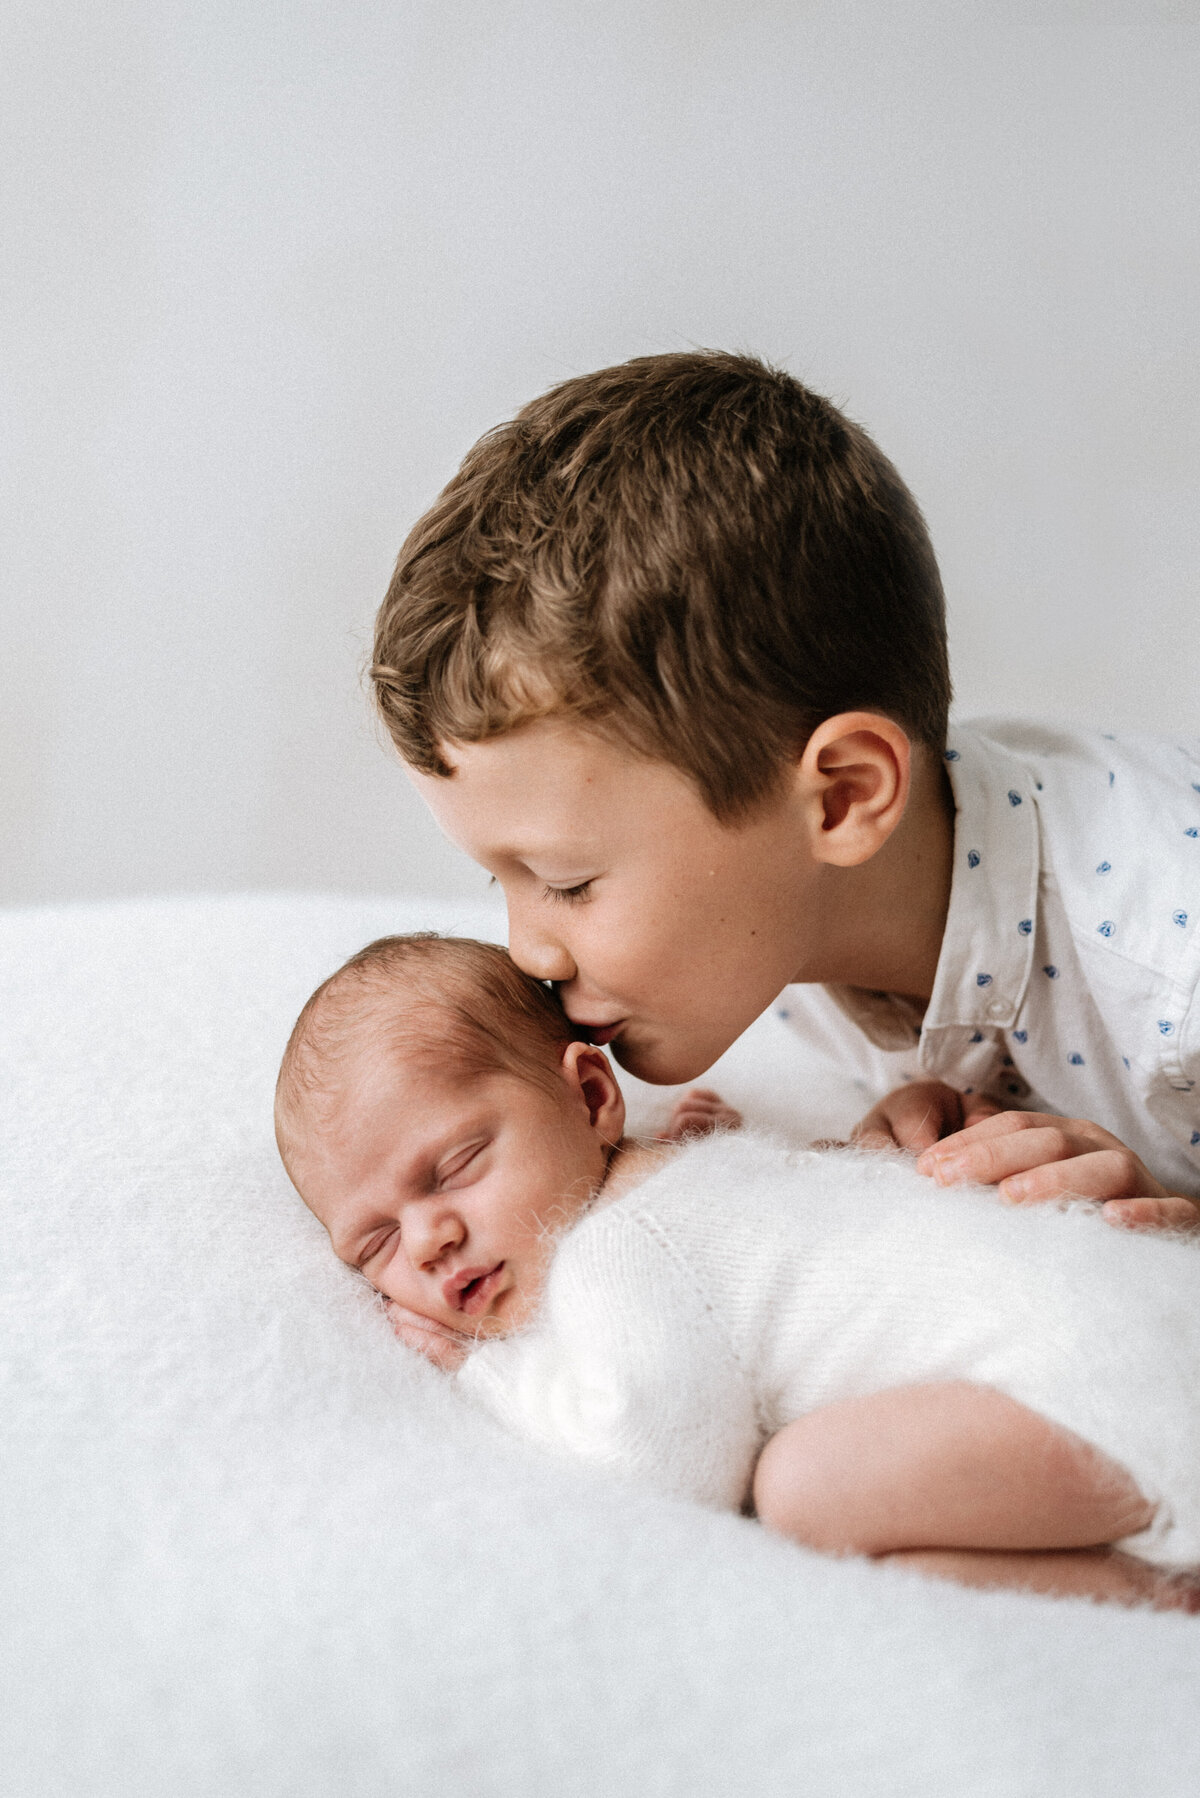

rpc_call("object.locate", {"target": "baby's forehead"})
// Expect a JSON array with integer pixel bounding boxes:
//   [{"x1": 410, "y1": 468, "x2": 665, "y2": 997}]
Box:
[
  {"x1": 296, "y1": 1038, "x2": 473, "y2": 1181},
  {"x1": 288, "y1": 961, "x2": 565, "y2": 1151},
  {"x1": 331, "y1": 1022, "x2": 470, "y2": 1107}
]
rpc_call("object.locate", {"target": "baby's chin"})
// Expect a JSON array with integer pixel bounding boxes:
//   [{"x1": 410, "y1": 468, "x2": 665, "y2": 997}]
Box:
[{"x1": 483, "y1": 1273, "x2": 540, "y2": 1334}]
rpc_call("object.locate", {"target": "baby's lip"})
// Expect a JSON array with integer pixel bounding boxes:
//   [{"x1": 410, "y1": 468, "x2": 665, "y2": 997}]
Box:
[{"x1": 443, "y1": 1262, "x2": 506, "y2": 1315}]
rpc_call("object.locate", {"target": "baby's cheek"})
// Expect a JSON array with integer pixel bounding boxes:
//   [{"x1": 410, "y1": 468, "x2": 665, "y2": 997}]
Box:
[{"x1": 374, "y1": 1267, "x2": 437, "y2": 1319}]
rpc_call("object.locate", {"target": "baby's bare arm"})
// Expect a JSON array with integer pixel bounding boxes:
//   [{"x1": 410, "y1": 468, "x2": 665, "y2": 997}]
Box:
[{"x1": 754, "y1": 1382, "x2": 1155, "y2": 1576}]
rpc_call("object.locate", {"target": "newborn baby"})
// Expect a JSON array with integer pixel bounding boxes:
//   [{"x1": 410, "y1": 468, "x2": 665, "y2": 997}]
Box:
[{"x1": 276, "y1": 933, "x2": 1200, "y2": 1607}]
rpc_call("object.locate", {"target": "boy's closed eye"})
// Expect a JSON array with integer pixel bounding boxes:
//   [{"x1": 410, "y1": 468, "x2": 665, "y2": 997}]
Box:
[{"x1": 543, "y1": 881, "x2": 594, "y2": 905}]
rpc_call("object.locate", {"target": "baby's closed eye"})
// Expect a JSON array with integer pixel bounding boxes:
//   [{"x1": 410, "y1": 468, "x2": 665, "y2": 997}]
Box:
[
  {"x1": 436, "y1": 1141, "x2": 488, "y2": 1188},
  {"x1": 355, "y1": 1226, "x2": 400, "y2": 1270}
]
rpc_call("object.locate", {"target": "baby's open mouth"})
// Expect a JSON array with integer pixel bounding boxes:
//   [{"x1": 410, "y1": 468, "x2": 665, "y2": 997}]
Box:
[{"x1": 444, "y1": 1262, "x2": 506, "y2": 1315}]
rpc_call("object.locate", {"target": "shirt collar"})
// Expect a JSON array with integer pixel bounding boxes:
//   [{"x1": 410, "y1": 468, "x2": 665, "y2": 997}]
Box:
[
  {"x1": 918, "y1": 722, "x2": 1041, "y2": 1064},
  {"x1": 821, "y1": 722, "x2": 1041, "y2": 1061}
]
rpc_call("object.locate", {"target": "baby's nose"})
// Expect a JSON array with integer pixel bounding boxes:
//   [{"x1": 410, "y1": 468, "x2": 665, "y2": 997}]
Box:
[{"x1": 408, "y1": 1202, "x2": 464, "y2": 1269}]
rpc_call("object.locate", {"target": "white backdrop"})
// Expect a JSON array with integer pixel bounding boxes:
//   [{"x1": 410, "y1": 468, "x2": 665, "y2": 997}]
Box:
[{"x1": 3, "y1": 0, "x2": 1198, "y2": 907}]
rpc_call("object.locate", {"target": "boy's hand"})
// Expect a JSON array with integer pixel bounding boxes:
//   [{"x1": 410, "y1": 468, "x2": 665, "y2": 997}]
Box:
[
  {"x1": 915, "y1": 1110, "x2": 1200, "y2": 1232},
  {"x1": 383, "y1": 1299, "x2": 473, "y2": 1371},
  {"x1": 852, "y1": 1081, "x2": 1002, "y2": 1155},
  {"x1": 656, "y1": 1088, "x2": 743, "y2": 1142}
]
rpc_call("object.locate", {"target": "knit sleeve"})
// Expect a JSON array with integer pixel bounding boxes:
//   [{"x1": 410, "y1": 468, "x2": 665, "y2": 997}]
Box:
[{"x1": 455, "y1": 1206, "x2": 762, "y2": 1513}]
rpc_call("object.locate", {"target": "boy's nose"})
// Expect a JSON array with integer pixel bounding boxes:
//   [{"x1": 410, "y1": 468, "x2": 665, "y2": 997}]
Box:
[{"x1": 507, "y1": 909, "x2": 576, "y2": 985}]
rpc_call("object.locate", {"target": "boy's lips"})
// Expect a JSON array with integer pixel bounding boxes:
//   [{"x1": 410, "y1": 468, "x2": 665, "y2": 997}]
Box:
[
  {"x1": 586, "y1": 1022, "x2": 623, "y2": 1046},
  {"x1": 444, "y1": 1262, "x2": 507, "y2": 1315},
  {"x1": 566, "y1": 1016, "x2": 625, "y2": 1046}
]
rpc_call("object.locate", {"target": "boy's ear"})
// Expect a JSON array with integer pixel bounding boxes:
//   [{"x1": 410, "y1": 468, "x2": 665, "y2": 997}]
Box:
[
  {"x1": 560, "y1": 1041, "x2": 626, "y2": 1143},
  {"x1": 796, "y1": 712, "x2": 912, "y2": 867}
]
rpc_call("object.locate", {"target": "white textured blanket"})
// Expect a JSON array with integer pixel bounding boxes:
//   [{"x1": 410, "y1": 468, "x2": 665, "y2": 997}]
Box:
[{"x1": 2, "y1": 894, "x2": 1198, "y2": 1798}]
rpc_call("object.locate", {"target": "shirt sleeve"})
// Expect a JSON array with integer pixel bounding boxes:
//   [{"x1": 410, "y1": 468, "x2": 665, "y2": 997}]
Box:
[{"x1": 455, "y1": 1209, "x2": 763, "y2": 1513}]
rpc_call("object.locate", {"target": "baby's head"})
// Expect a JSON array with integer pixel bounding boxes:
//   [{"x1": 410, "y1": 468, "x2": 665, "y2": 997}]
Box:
[{"x1": 275, "y1": 934, "x2": 625, "y2": 1334}]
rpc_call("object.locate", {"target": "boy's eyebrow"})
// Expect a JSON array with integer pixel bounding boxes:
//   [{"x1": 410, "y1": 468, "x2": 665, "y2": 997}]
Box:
[
  {"x1": 468, "y1": 822, "x2": 603, "y2": 865},
  {"x1": 490, "y1": 844, "x2": 603, "y2": 877}
]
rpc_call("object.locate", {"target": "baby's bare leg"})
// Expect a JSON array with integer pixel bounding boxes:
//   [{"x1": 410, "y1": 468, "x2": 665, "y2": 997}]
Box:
[
  {"x1": 754, "y1": 1382, "x2": 1156, "y2": 1578},
  {"x1": 883, "y1": 1547, "x2": 1200, "y2": 1610}
]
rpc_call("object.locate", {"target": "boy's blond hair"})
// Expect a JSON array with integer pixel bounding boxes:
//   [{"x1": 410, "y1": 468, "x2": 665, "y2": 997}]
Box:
[
  {"x1": 372, "y1": 350, "x2": 951, "y2": 821},
  {"x1": 275, "y1": 935, "x2": 577, "y2": 1173}
]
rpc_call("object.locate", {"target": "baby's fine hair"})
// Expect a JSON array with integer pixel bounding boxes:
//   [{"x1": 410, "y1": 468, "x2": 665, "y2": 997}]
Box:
[
  {"x1": 372, "y1": 349, "x2": 951, "y2": 822},
  {"x1": 274, "y1": 934, "x2": 577, "y2": 1169}
]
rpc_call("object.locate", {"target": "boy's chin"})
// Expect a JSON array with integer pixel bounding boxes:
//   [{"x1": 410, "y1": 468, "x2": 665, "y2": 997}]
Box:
[{"x1": 611, "y1": 1030, "x2": 718, "y2": 1088}]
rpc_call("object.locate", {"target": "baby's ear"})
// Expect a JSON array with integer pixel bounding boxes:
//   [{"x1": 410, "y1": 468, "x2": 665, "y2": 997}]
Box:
[{"x1": 560, "y1": 1041, "x2": 626, "y2": 1137}]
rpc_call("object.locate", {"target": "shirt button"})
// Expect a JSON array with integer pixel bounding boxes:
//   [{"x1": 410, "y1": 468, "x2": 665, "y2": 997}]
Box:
[{"x1": 985, "y1": 998, "x2": 1009, "y2": 1021}]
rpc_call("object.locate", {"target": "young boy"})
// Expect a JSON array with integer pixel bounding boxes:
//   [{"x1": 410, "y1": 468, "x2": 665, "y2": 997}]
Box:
[
  {"x1": 275, "y1": 934, "x2": 1200, "y2": 1611},
  {"x1": 370, "y1": 351, "x2": 1200, "y2": 1219}
]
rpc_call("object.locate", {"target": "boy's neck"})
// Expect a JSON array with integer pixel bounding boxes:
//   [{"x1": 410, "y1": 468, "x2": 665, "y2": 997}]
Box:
[{"x1": 808, "y1": 751, "x2": 955, "y2": 1006}]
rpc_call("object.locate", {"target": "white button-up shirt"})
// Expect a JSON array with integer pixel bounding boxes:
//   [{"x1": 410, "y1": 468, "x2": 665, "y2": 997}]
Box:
[{"x1": 778, "y1": 719, "x2": 1200, "y2": 1197}]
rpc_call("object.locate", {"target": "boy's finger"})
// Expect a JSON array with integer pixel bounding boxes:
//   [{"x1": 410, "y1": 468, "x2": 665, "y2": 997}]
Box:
[
  {"x1": 852, "y1": 1108, "x2": 935, "y2": 1153},
  {"x1": 886, "y1": 1102, "x2": 957, "y2": 1154},
  {"x1": 921, "y1": 1130, "x2": 1159, "y2": 1200},
  {"x1": 1102, "y1": 1196, "x2": 1200, "y2": 1233},
  {"x1": 960, "y1": 1093, "x2": 1003, "y2": 1127},
  {"x1": 853, "y1": 1127, "x2": 898, "y2": 1152},
  {"x1": 925, "y1": 1110, "x2": 1117, "y2": 1156},
  {"x1": 854, "y1": 1084, "x2": 966, "y2": 1155},
  {"x1": 996, "y1": 1148, "x2": 1160, "y2": 1204},
  {"x1": 920, "y1": 1124, "x2": 1082, "y2": 1187},
  {"x1": 896, "y1": 1114, "x2": 950, "y2": 1154}
]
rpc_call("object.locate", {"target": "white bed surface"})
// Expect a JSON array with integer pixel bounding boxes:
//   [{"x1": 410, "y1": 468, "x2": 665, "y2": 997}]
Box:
[{"x1": 2, "y1": 893, "x2": 1199, "y2": 1798}]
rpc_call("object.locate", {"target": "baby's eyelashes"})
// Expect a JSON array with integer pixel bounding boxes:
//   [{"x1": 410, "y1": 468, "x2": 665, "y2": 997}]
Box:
[
  {"x1": 354, "y1": 1225, "x2": 400, "y2": 1270},
  {"x1": 436, "y1": 1141, "x2": 487, "y2": 1187}
]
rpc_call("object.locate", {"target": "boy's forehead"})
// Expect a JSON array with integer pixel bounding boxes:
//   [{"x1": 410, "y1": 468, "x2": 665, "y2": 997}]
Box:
[{"x1": 409, "y1": 720, "x2": 692, "y2": 857}]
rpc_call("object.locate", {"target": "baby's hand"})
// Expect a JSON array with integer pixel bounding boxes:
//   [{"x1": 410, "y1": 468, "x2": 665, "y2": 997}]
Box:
[
  {"x1": 383, "y1": 1299, "x2": 473, "y2": 1371},
  {"x1": 656, "y1": 1088, "x2": 743, "y2": 1142},
  {"x1": 915, "y1": 1110, "x2": 1200, "y2": 1232},
  {"x1": 852, "y1": 1080, "x2": 1002, "y2": 1155}
]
